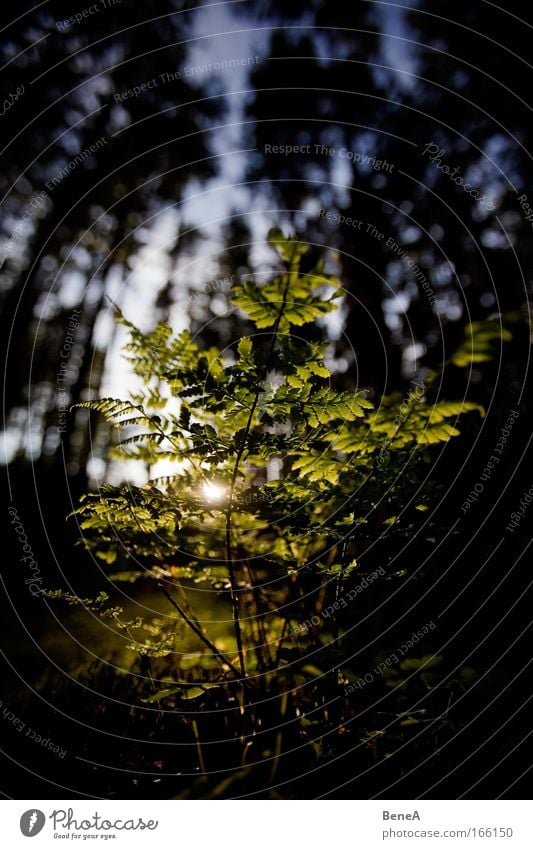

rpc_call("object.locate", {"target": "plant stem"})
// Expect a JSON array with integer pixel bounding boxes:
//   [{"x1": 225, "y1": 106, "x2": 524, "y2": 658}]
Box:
[
  {"x1": 223, "y1": 246, "x2": 298, "y2": 680},
  {"x1": 158, "y1": 582, "x2": 243, "y2": 681},
  {"x1": 333, "y1": 538, "x2": 348, "y2": 644},
  {"x1": 192, "y1": 719, "x2": 207, "y2": 774}
]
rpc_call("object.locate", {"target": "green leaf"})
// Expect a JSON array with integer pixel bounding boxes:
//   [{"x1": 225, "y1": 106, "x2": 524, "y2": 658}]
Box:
[
  {"x1": 141, "y1": 686, "x2": 183, "y2": 703},
  {"x1": 292, "y1": 450, "x2": 340, "y2": 484},
  {"x1": 141, "y1": 681, "x2": 224, "y2": 702},
  {"x1": 180, "y1": 684, "x2": 224, "y2": 700},
  {"x1": 303, "y1": 388, "x2": 372, "y2": 428},
  {"x1": 301, "y1": 664, "x2": 324, "y2": 678},
  {"x1": 237, "y1": 337, "x2": 253, "y2": 360},
  {"x1": 415, "y1": 423, "x2": 461, "y2": 445},
  {"x1": 95, "y1": 550, "x2": 117, "y2": 564},
  {"x1": 451, "y1": 319, "x2": 512, "y2": 367},
  {"x1": 426, "y1": 401, "x2": 484, "y2": 423},
  {"x1": 267, "y1": 228, "x2": 309, "y2": 263}
]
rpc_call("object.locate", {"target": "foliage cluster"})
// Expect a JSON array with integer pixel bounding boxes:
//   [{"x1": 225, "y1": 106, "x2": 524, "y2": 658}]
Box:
[{"x1": 47, "y1": 231, "x2": 508, "y2": 789}]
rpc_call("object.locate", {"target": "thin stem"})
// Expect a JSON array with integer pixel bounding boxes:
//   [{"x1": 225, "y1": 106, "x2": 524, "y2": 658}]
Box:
[
  {"x1": 158, "y1": 582, "x2": 243, "y2": 681},
  {"x1": 192, "y1": 720, "x2": 207, "y2": 775},
  {"x1": 243, "y1": 560, "x2": 270, "y2": 668},
  {"x1": 268, "y1": 690, "x2": 288, "y2": 786},
  {"x1": 131, "y1": 403, "x2": 214, "y2": 477},
  {"x1": 333, "y1": 538, "x2": 348, "y2": 644},
  {"x1": 274, "y1": 618, "x2": 289, "y2": 666},
  {"x1": 223, "y1": 246, "x2": 298, "y2": 680},
  {"x1": 224, "y1": 395, "x2": 257, "y2": 679}
]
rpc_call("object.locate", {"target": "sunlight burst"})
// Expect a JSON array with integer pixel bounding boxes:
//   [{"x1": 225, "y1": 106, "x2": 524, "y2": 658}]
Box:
[{"x1": 201, "y1": 481, "x2": 227, "y2": 503}]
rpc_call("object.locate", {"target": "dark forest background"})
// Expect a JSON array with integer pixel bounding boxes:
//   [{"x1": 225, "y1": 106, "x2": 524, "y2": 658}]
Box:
[{"x1": 0, "y1": 0, "x2": 531, "y2": 799}]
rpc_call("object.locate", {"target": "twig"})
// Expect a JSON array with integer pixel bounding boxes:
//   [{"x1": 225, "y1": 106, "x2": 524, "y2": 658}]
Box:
[
  {"x1": 192, "y1": 719, "x2": 207, "y2": 774},
  {"x1": 158, "y1": 582, "x2": 243, "y2": 681}
]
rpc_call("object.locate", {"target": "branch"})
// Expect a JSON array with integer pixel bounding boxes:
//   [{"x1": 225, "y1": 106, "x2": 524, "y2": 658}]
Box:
[{"x1": 158, "y1": 582, "x2": 244, "y2": 682}]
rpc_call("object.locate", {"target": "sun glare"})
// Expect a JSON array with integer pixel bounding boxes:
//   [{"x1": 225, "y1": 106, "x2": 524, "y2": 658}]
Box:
[{"x1": 201, "y1": 481, "x2": 227, "y2": 503}]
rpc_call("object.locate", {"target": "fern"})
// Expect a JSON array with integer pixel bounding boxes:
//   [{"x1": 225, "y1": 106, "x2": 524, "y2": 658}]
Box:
[
  {"x1": 60, "y1": 228, "x2": 507, "y2": 686},
  {"x1": 451, "y1": 318, "x2": 512, "y2": 367}
]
